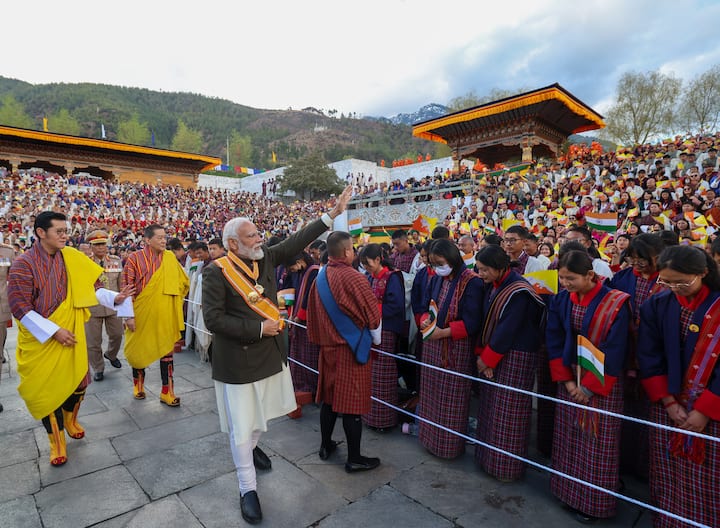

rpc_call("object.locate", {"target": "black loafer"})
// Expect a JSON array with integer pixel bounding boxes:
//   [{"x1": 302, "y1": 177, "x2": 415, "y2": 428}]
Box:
[
  {"x1": 253, "y1": 446, "x2": 272, "y2": 471},
  {"x1": 345, "y1": 456, "x2": 380, "y2": 473},
  {"x1": 104, "y1": 354, "x2": 122, "y2": 369},
  {"x1": 94, "y1": 371, "x2": 104, "y2": 381},
  {"x1": 240, "y1": 490, "x2": 263, "y2": 524},
  {"x1": 319, "y1": 440, "x2": 338, "y2": 460}
]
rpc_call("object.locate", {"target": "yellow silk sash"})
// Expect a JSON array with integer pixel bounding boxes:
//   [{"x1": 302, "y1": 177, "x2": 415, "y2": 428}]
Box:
[
  {"x1": 124, "y1": 250, "x2": 189, "y2": 369},
  {"x1": 16, "y1": 248, "x2": 102, "y2": 419},
  {"x1": 215, "y1": 256, "x2": 282, "y2": 326}
]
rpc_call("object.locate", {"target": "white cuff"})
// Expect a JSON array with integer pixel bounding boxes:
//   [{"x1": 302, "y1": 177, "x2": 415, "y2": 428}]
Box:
[
  {"x1": 259, "y1": 321, "x2": 264, "y2": 340},
  {"x1": 321, "y1": 213, "x2": 333, "y2": 228},
  {"x1": 95, "y1": 288, "x2": 135, "y2": 318},
  {"x1": 370, "y1": 322, "x2": 382, "y2": 345},
  {"x1": 20, "y1": 310, "x2": 60, "y2": 344}
]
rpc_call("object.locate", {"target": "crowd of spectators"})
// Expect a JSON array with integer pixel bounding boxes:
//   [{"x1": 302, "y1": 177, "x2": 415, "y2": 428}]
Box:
[{"x1": 0, "y1": 167, "x2": 328, "y2": 261}]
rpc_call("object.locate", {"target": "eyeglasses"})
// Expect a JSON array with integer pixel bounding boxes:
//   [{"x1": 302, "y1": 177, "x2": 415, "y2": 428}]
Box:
[
  {"x1": 624, "y1": 257, "x2": 649, "y2": 266},
  {"x1": 656, "y1": 276, "x2": 699, "y2": 289},
  {"x1": 502, "y1": 238, "x2": 522, "y2": 244}
]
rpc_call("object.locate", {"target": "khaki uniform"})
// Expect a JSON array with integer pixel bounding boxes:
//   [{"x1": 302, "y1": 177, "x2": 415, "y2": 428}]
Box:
[
  {"x1": 86, "y1": 255, "x2": 124, "y2": 373},
  {"x1": 0, "y1": 244, "x2": 14, "y2": 367}
]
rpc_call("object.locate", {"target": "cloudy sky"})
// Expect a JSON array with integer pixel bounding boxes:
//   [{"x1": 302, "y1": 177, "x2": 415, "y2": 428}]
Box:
[{"x1": 4, "y1": 0, "x2": 719, "y2": 118}]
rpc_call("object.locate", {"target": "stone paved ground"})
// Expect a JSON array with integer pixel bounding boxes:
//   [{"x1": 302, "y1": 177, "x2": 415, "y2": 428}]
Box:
[{"x1": 0, "y1": 327, "x2": 657, "y2": 527}]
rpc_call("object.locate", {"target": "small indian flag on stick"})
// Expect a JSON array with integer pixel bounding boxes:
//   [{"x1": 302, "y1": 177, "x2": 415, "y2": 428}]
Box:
[
  {"x1": 584, "y1": 212, "x2": 617, "y2": 233},
  {"x1": 348, "y1": 217, "x2": 363, "y2": 236},
  {"x1": 577, "y1": 335, "x2": 605, "y2": 385},
  {"x1": 421, "y1": 300, "x2": 439, "y2": 341}
]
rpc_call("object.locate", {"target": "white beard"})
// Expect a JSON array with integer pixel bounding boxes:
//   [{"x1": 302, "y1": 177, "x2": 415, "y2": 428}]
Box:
[{"x1": 236, "y1": 244, "x2": 264, "y2": 261}]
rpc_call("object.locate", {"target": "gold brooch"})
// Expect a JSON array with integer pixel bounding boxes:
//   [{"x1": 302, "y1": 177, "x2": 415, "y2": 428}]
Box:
[
  {"x1": 689, "y1": 324, "x2": 700, "y2": 333},
  {"x1": 254, "y1": 283, "x2": 265, "y2": 296},
  {"x1": 248, "y1": 291, "x2": 260, "y2": 304}
]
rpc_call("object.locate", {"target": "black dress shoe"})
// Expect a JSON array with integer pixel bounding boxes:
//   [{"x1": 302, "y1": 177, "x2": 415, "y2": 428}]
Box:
[
  {"x1": 345, "y1": 456, "x2": 380, "y2": 473},
  {"x1": 319, "y1": 440, "x2": 338, "y2": 460},
  {"x1": 0, "y1": 403, "x2": 3, "y2": 413},
  {"x1": 94, "y1": 371, "x2": 104, "y2": 381},
  {"x1": 253, "y1": 446, "x2": 272, "y2": 470},
  {"x1": 104, "y1": 354, "x2": 122, "y2": 368},
  {"x1": 240, "y1": 490, "x2": 263, "y2": 524}
]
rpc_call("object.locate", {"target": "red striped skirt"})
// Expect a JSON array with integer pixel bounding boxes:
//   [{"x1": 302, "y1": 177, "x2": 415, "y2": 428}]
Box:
[
  {"x1": 418, "y1": 335, "x2": 475, "y2": 459},
  {"x1": 475, "y1": 348, "x2": 537, "y2": 481},
  {"x1": 315, "y1": 344, "x2": 371, "y2": 415},
  {"x1": 648, "y1": 403, "x2": 719, "y2": 528},
  {"x1": 550, "y1": 379, "x2": 624, "y2": 518},
  {"x1": 288, "y1": 325, "x2": 320, "y2": 393},
  {"x1": 363, "y1": 330, "x2": 398, "y2": 429}
]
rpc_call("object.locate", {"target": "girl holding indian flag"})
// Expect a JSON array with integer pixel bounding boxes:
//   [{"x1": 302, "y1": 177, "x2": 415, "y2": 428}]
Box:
[{"x1": 546, "y1": 250, "x2": 631, "y2": 524}]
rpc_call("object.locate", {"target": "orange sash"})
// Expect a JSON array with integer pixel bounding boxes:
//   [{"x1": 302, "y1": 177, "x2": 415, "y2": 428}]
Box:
[{"x1": 215, "y1": 255, "x2": 283, "y2": 327}]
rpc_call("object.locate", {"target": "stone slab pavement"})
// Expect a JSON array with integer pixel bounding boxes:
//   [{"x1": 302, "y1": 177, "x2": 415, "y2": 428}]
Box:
[{"x1": 0, "y1": 326, "x2": 657, "y2": 527}]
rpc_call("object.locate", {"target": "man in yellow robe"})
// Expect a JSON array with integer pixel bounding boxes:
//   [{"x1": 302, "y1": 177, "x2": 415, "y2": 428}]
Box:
[
  {"x1": 122, "y1": 224, "x2": 189, "y2": 405},
  {"x1": 8, "y1": 212, "x2": 134, "y2": 466}
]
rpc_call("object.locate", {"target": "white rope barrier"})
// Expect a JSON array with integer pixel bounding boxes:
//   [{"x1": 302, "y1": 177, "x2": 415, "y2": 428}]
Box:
[
  {"x1": 283, "y1": 319, "x2": 720, "y2": 444},
  {"x1": 183, "y1": 314, "x2": 716, "y2": 528}
]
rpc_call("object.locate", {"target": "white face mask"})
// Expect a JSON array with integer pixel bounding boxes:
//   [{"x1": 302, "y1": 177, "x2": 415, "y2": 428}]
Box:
[{"x1": 434, "y1": 264, "x2": 452, "y2": 277}]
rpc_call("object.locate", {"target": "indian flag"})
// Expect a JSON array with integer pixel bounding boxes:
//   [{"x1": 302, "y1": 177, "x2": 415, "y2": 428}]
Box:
[
  {"x1": 584, "y1": 212, "x2": 617, "y2": 233},
  {"x1": 523, "y1": 270, "x2": 558, "y2": 295},
  {"x1": 277, "y1": 288, "x2": 295, "y2": 306},
  {"x1": 421, "y1": 300, "x2": 439, "y2": 341},
  {"x1": 348, "y1": 217, "x2": 363, "y2": 236},
  {"x1": 462, "y1": 253, "x2": 475, "y2": 269},
  {"x1": 577, "y1": 335, "x2": 605, "y2": 385}
]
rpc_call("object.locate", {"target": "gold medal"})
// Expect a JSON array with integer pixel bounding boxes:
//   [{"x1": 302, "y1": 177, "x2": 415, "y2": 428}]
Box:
[
  {"x1": 689, "y1": 324, "x2": 700, "y2": 333},
  {"x1": 254, "y1": 283, "x2": 265, "y2": 296},
  {"x1": 248, "y1": 291, "x2": 260, "y2": 303}
]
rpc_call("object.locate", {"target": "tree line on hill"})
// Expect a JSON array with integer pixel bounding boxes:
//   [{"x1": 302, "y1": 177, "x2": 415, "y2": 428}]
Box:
[{"x1": 0, "y1": 77, "x2": 445, "y2": 170}]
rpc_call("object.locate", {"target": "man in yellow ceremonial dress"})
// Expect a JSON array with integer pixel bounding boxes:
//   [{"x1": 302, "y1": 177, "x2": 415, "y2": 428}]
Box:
[
  {"x1": 8, "y1": 212, "x2": 134, "y2": 467},
  {"x1": 122, "y1": 224, "x2": 189, "y2": 406}
]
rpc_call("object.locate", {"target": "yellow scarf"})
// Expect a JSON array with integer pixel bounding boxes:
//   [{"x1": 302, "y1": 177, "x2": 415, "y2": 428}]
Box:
[
  {"x1": 124, "y1": 250, "x2": 189, "y2": 369},
  {"x1": 16, "y1": 247, "x2": 102, "y2": 419}
]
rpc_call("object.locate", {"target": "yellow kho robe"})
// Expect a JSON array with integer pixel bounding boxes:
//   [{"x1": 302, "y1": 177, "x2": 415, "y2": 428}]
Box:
[
  {"x1": 16, "y1": 248, "x2": 103, "y2": 420},
  {"x1": 124, "y1": 250, "x2": 189, "y2": 369}
]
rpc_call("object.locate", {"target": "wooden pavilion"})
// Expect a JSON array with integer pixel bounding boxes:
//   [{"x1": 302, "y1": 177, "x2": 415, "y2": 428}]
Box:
[
  {"x1": 412, "y1": 84, "x2": 605, "y2": 168},
  {"x1": 0, "y1": 125, "x2": 220, "y2": 187}
]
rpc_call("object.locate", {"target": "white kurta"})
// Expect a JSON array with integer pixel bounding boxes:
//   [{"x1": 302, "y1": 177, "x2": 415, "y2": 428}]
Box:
[{"x1": 214, "y1": 364, "x2": 296, "y2": 446}]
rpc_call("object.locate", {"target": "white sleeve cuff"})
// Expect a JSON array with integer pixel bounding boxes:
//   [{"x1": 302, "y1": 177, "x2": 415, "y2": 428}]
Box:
[
  {"x1": 370, "y1": 322, "x2": 382, "y2": 345},
  {"x1": 95, "y1": 288, "x2": 135, "y2": 318},
  {"x1": 321, "y1": 213, "x2": 333, "y2": 228},
  {"x1": 20, "y1": 310, "x2": 61, "y2": 344}
]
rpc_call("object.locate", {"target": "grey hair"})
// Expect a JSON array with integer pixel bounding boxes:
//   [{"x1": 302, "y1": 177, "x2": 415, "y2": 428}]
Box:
[{"x1": 222, "y1": 217, "x2": 253, "y2": 249}]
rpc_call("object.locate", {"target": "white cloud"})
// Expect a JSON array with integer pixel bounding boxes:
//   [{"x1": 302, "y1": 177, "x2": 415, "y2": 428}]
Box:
[{"x1": 1, "y1": 0, "x2": 718, "y2": 118}]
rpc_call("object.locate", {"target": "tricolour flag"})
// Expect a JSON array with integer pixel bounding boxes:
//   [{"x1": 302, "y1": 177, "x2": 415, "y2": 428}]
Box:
[
  {"x1": 462, "y1": 253, "x2": 475, "y2": 269},
  {"x1": 523, "y1": 270, "x2": 558, "y2": 295},
  {"x1": 277, "y1": 288, "x2": 295, "y2": 307},
  {"x1": 577, "y1": 335, "x2": 605, "y2": 385},
  {"x1": 348, "y1": 217, "x2": 363, "y2": 236},
  {"x1": 584, "y1": 212, "x2": 617, "y2": 233},
  {"x1": 421, "y1": 300, "x2": 439, "y2": 341}
]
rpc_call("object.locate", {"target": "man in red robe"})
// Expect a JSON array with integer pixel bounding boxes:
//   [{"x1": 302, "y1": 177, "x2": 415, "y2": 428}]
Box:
[{"x1": 307, "y1": 231, "x2": 382, "y2": 473}]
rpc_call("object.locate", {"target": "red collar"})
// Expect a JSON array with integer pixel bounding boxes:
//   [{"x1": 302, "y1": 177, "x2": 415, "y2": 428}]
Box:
[
  {"x1": 493, "y1": 269, "x2": 511, "y2": 289},
  {"x1": 570, "y1": 280, "x2": 602, "y2": 307},
  {"x1": 676, "y1": 284, "x2": 710, "y2": 310},
  {"x1": 372, "y1": 266, "x2": 390, "y2": 279}
]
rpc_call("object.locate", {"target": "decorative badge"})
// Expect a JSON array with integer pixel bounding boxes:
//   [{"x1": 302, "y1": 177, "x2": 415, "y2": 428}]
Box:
[
  {"x1": 248, "y1": 291, "x2": 260, "y2": 304},
  {"x1": 688, "y1": 324, "x2": 700, "y2": 333}
]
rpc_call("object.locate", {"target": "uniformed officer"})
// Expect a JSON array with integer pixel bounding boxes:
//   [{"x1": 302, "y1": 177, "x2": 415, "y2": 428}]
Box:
[
  {"x1": 85, "y1": 230, "x2": 124, "y2": 381},
  {"x1": 0, "y1": 242, "x2": 14, "y2": 412}
]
